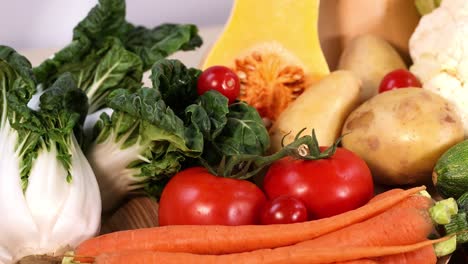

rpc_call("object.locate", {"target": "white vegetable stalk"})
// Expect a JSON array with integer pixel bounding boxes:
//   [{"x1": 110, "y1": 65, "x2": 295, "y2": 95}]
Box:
[
  {"x1": 87, "y1": 130, "x2": 146, "y2": 213},
  {"x1": 0, "y1": 124, "x2": 101, "y2": 263}
]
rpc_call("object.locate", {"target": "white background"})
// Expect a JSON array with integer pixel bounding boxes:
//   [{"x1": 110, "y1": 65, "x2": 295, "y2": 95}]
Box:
[{"x1": 0, "y1": 0, "x2": 233, "y2": 50}]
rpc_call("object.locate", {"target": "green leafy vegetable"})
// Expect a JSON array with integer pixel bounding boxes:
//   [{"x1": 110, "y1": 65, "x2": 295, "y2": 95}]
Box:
[
  {"x1": 88, "y1": 58, "x2": 270, "y2": 211},
  {"x1": 0, "y1": 46, "x2": 42, "y2": 190},
  {"x1": 151, "y1": 59, "x2": 201, "y2": 115},
  {"x1": 185, "y1": 90, "x2": 229, "y2": 142},
  {"x1": 215, "y1": 101, "x2": 270, "y2": 157},
  {"x1": 88, "y1": 87, "x2": 203, "y2": 212},
  {"x1": 122, "y1": 23, "x2": 202, "y2": 70},
  {"x1": 34, "y1": 0, "x2": 202, "y2": 113},
  {"x1": 0, "y1": 47, "x2": 100, "y2": 263}
]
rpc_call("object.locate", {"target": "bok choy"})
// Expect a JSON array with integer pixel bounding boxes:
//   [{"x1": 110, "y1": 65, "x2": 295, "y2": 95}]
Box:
[
  {"x1": 33, "y1": 0, "x2": 202, "y2": 113},
  {"x1": 87, "y1": 59, "x2": 270, "y2": 212},
  {"x1": 0, "y1": 47, "x2": 101, "y2": 264},
  {"x1": 87, "y1": 87, "x2": 202, "y2": 212}
]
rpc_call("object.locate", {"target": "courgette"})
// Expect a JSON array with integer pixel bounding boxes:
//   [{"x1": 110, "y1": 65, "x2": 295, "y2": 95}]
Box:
[
  {"x1": 443, "y1": 192, "x2": 468, "y2": 244},
  {"x1": 433, "y1": 140, "x2": 468, "y2": 199}
]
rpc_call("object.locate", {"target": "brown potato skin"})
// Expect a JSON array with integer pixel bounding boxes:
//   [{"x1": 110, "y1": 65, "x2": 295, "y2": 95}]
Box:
[{"x1": 342, "y1": 88, "x2": 464, "y2": 185}]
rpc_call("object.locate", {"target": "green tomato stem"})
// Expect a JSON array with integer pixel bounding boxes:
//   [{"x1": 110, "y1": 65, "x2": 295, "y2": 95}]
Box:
[{"x1": 203, "y1": 129, "x2": 344, "y2": 179}]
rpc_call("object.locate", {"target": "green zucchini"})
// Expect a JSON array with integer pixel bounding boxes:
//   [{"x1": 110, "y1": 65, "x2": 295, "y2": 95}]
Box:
[
  {"x1": 433, "y1": 140, "x2": 468, "y2": 199},
  {"x1": 443, "y1": 192, "x2": 468, "y2": 244}
]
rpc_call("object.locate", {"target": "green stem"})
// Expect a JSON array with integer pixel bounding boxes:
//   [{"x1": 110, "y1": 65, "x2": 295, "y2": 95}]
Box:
[{"x1": 208, "y1": 129, "x2": 344, "y2": 179}]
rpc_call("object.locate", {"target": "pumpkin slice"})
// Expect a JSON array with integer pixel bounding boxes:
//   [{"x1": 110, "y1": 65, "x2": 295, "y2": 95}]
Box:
[{"x1": 201, "y1": 0, "x2": 329, "y2": 121}]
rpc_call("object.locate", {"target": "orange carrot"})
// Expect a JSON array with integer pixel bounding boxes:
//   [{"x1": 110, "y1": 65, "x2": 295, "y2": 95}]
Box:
[
  {"x1": 296, "y1": 197, "x2": 434, "y2": 249},
  {"x1": 368, "y1": 188, "x2": 404, "y2": 203},
  {"x1": 302, "y1": 207, "x2": 431, "y2": 247},
  {"x1": 75, "y1": 186, "x2": 426, "y2": 257},
  {"x1": 91, "y1": 236, "x2": 450, "y2": 264},
  {"x1": 376, "y1": 245, "x2": 437, "y2": 264},
  {"x1": 335, "y1": 260, "x2": 379, "y2": 264}
]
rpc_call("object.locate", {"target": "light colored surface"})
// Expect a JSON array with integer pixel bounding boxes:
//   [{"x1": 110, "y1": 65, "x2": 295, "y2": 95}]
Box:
[{"x1": 0, "y1": 0, "x2": 232, "y2": 49}]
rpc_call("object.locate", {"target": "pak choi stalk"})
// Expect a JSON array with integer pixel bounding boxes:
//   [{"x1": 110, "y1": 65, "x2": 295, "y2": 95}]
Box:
[
  {"x1": 0, "y1": 47, "x2": 101, "y2": 263},
  {"x1": 87, "y1": 87, "x2": 202, "y2": 212}
]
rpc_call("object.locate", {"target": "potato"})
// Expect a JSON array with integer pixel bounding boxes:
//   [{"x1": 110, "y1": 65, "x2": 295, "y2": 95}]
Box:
[
  {"x1": 338, "y1": 34, "x2": 407, "y2": 103},
  {"x1": 319, "y1": 0, "x2": 420, "y2": 69},
  {"x1": 342, "y1": 88, "x2": 464, "y2": 185},
  {"x1": 270, "y1": 70, "x2": 361, "y2": 152}
]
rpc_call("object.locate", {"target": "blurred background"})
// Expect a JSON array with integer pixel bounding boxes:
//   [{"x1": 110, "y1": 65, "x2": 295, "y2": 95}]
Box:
[{"x1": 0, "y1": 0, "x2": 233, "y2": 49}]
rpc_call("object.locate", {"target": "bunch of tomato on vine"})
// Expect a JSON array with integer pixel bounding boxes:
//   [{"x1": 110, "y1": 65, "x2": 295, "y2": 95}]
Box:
[{"x1": 158, "y1": 65, "x2": 375, "y2": 227}]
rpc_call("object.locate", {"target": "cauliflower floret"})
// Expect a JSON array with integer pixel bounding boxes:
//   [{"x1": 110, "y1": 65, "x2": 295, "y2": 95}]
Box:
[{"x1": 410, "y1": 0, "x2": 468, "y2": 135}]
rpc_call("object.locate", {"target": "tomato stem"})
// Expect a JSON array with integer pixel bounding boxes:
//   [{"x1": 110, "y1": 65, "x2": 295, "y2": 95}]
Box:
[{"x1": 202, "y1": 129, "x2": 345, "y2": 179}]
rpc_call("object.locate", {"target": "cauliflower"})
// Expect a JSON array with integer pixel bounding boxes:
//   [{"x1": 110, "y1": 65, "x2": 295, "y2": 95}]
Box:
[{"x1": 410, "y1": 0, "x2": 468, "y2": 136}]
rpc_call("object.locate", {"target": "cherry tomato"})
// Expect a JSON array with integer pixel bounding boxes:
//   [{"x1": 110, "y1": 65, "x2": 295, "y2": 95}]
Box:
[
  {"x1": 197, "y1": 65, "x2": 240, "y2": 104},
  {"x1": 378, "y1": 69, "x2": 422, "y2": 93},
  {"x1": 263, "y1": 147, "x2": 374, "y2": 220},
  {"x1": 260, "y1": 195, "x2": 308, "y2": 225},
  {"x1": 158, "y1": 167, "x2": 267, "y2": 226}
]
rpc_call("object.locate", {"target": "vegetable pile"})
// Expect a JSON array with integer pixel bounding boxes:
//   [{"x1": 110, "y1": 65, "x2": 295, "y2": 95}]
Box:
[
  {"x1": 70, "y1": 187, "x2": 459, "y2": 263},
  {"x1": 1, "y1": 0, "x2": 468, "y2": 263},
  {"x1": 0, "y1": 0, "x2": 208, "y2": 262}
]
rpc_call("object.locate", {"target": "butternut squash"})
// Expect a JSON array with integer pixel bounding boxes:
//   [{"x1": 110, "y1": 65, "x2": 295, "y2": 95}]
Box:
[{"x1": 201, "y1": 0, "x2": 329, "y2": 122}]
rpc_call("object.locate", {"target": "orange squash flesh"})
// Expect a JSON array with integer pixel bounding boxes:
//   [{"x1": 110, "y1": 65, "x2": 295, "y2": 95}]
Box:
[{"x1": 201, "y1": 0, "x2": 330, "y2": 121}]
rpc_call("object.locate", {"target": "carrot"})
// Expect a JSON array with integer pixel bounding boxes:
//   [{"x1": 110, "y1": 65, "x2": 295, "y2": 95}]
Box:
[
  {"x1": 335, "y1": 260, "x2": 379, "y2": 264},
  {"x1": 376, "y1": 245, "x2": 437, "y2": 264},
  {"x1": 368, "y1": 188, "x2": 404, "y2": 203},
  {"x1": 91, "y1": 236, "x2": 450, "y2": 264},
  {"x1": 296, "y1": 196, "x2": 434, "y2": 249},
  {"x1": 75, "y1": 186, "x2": 425, "y2": 257}
]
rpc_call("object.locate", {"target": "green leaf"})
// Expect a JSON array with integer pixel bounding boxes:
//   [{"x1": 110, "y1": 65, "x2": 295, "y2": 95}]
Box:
[
  {"x1": 90, "y1": 86, "x2": 205, "y2": 204},
  {"x1": 185, "y1": 90, "x2": 229, "y2": 142},
  {"x1": 34, "y1": 37, "x2": 143, "y2": 113},
  {"x1": 123, "y1": 24, "x2": 203, "y2": 70},
  {"x1": 72, "y1": 0, "x2": 127, "y2": 44},
  {"x1": 106, "y1": 87, "x2": 202, "y2": 153},
  {"x1": 33, "y1": 0, "x2": 202, "y2": 113},
  {"x1": 150, "y1": 59, "x2": 201, "y2": 115},
  {"x1": 0, "y1": 45, "x2": 37, "y2": 100},
  {"x1": 38, "y1": 73, "x2": 89, "y2": 180},
  {"x1": 213, "y1": 101, "x2": 270, "y2": 157},
  {"x1": 0, "y1": 47, "x2": 43, "y2": 189}
]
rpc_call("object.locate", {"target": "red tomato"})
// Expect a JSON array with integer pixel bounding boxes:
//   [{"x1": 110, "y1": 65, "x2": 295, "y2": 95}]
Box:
[
  {"x1": 378, "y1": 69, "x2": 422, "y2": 93},
  {"x1": 158, "y1": 167, "x2": 267, "y2": 226},
  {"x1": 260, "y1": 195, "x2": 308, "y2": 225},
  {"x1": 197, "y1": 65, "x2": 240, "y2": 104},
  {"x1": 263, "y1": 147, "x2": 374, "y2": 220}
]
